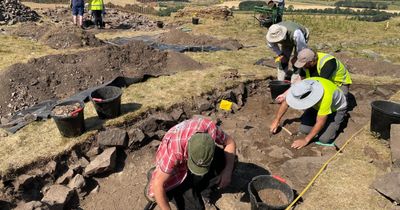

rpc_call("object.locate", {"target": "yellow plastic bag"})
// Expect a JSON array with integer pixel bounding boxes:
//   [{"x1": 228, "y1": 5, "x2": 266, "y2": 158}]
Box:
[{"x1": 219, "y1": 100, "x2": 233, "y2": 111}]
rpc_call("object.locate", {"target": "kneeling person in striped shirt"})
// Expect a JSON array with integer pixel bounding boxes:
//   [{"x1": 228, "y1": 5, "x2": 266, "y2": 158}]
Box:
[{"x1": 145, "y1": 116, "x2": 236, "y2": 210}]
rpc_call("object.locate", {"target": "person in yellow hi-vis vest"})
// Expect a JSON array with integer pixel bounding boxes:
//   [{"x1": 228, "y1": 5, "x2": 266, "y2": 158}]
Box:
[
  {"x1": 294, "y1": 48, "x2": 352, "y2": 95},
  {"x1": 270, "y1": 77, "x2": 347, "y2": 149},
  {"x1": 88, "y1": 0, "x2": 105, "y2": 29},
  {"x1": 274, "y1": 48, "x2": 352, "y2": 104}
]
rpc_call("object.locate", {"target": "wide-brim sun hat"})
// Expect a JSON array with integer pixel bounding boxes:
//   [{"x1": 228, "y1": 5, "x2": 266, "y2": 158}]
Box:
[
  {"x1": 286, "y1": 79, "x2": 324, "y2": 110},
  {"x1": 266, "y1": 24, "x2": 287, "y2": 43},
  {"x1": 188, "y1": 133, "x2": 215, "y2": 176}
]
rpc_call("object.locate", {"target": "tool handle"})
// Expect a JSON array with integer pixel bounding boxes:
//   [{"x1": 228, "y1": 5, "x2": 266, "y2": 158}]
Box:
[
  {"x1": 92, "y1": 98, "x2": 103, "y2": 102},
  {"x1": 70, "y1": 107, "x2": 83, "y2": 117},
  {"x1": 272, "y1": 175, "x2": 287, "y2": 183}
]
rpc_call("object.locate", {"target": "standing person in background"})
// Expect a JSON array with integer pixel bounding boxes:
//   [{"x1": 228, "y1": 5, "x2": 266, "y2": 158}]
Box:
[
  {"x1": 70, "y1": 0, "x2": 84, "y2": 28},
  {"x1": 88, "y1": 0, "x2": 105, "y2": 29}
]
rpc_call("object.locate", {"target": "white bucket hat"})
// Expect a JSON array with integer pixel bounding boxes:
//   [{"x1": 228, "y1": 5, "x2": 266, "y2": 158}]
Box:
[
  {"x1": 286, "y1": 79, "x2": 324, "y2": 110},
  {"x1": 266, "y1": 24, "x2": 287, "y2": 43}
]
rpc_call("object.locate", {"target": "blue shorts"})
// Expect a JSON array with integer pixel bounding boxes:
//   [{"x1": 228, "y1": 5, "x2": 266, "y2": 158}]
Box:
[{"x1": 72, "y1": 5, "x2": 84, "y2": 16}]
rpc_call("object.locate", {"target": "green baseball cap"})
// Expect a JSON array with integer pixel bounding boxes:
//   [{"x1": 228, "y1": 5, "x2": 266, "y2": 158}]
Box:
[{"x1": 187, "y1": 133, "x2": 215, "y2": 176}]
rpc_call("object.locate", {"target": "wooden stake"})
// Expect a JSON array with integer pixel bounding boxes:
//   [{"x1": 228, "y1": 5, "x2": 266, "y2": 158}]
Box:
[{"x1": 281, "y1": 126, "x2": 293, "y2": 136}]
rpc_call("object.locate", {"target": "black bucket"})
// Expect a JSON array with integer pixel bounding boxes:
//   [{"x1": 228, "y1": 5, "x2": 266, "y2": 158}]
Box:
[
  {"x1": 192, "y1": 17, "x2": 199, "y2": 25},
  {"x1": 51, "y1": 100, "x2": 85, "y2": 138},
  {"x1": 90, "y1": 86, "x2": 122, "y2": 119},
  {"x1": 156, "y1": 21, "x2": 164, "y2": 28},
  {"x1": 269, "y1": 80, "x2": 291, "y2": 101},
  {"x1": 248, "y1": 175, "x2": 294, "y2": 210},
  {"x1": 370, "y1": 100, "x2": 400, "y2": 140}
]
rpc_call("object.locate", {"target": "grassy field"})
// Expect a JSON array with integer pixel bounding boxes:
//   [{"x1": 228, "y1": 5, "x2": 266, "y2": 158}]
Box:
[
  {"x1": 1, "y1": 7, "x2": 400, "y2": 208},
  {"x1": 0, "y1": 35, "x2": 56, "y2": 72}
]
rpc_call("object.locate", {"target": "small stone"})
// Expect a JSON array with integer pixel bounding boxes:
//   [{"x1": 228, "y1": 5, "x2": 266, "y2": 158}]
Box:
[
  {"x1": 86, "y1": 147, "x2": 101, "y2": 160},
  {"x1": 68, "y1": 174, "x2": 85, "y2": 191},
  {"x1": 56, "y1": 169, "x2": 74, "y2": 185}
]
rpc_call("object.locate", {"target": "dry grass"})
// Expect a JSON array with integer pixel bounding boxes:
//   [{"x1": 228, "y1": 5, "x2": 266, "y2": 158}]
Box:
[
  {"x1": 0, "y1": 35, "x2": 56, "y2": 72},
  {"x1": 0, "y1": 11, "x2": 400, "y2": 202}
]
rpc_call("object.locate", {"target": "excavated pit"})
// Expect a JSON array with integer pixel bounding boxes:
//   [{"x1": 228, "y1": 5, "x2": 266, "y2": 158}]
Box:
[{"x1": 2, "y1": 79, "x2": 398, "y2": 210}]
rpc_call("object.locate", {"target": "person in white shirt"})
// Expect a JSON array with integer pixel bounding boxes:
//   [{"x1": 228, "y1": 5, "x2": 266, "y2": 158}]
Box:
[{"x1": 266, "y1": 21, "x2": 309, "y2": 82}]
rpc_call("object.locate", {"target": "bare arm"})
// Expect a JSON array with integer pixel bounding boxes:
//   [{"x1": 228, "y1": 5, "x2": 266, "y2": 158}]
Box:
[
  {"x1": 218, "y1": 134, "x2": 236, "y2": 188},
  {"x1": 270, "y1": 100, "x2": 289, "y2": 134},
  {"x1": 153, "y1": 169, "x2": 172, "y2": 210}
]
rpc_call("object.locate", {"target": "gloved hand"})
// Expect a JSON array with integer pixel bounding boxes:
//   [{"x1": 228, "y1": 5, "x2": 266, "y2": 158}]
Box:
[{"x1": 275, "y1": 55, "x2": 287, "y2": 63}]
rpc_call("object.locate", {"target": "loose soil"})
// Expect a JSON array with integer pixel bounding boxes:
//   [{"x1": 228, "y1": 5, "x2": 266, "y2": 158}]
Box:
[
  {"x1": 257, "y1": 188, "x2": 289, "y2": 206},
  {"x1": 51, "y1": 103, "x2": 81, "y2": 117},
  {"x1": 81, "y1": 82, "x2": 398, "y2": 210},
  {"x1": 0, "y1": 40, "x2": 203, "y2": 118},
  {"x1": 9, "y1": 23, "x2": 103, "y2": 49},
  {"x1": 157, "y1": 29, "x2": 243, "y2": 50}
]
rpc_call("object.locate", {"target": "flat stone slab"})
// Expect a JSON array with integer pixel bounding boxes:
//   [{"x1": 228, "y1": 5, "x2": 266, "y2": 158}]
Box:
[
  {"x1": 391, "y1": 124, "x2": 400, "y2": 168},
  {"x1": 372, "y1": 172, "x2": 400, "y2": 203},
  {"x1": 98, "y1": 128, "x2": 128, "y2": 148},
  {"x1": 84, "y1": 147, "x2": 117, "y2": 176}
]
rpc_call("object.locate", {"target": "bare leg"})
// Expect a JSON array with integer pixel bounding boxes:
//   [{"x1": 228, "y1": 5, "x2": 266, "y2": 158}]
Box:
[
  {"x1": 78, "y1": 15, "x2": 83, "y2": 27},
  {"x1": 73, "y1": 15, "x2": 77, "y2": 25}
]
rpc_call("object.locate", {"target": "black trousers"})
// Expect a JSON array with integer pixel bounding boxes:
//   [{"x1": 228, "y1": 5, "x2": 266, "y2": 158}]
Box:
[
  {"x1": 92, "y1": 10, "x2": 103, "y2": 28},
  {"x1": 166, "y1": 147, "x2": 226, "y2": 210}
]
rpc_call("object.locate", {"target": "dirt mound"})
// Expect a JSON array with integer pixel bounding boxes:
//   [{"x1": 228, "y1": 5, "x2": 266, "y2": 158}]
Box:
[
  {"x1": 0, "y1": 0, "x2": 40, "y2": 25},
  {"x1": 36, "y1": 7, "x2": 156, "y2": 30},
  {"x1": 157, "y1": 29, "x2": 243, "y2": 50},
  {"x1": 174, "y1": 6, "x2": 233, "y2": 20},
  {"x1": 10, "y1": 23, "x2": 103, "y2": 49},
  {"x1": 0, "y1": 40, "x2": 203, "y2": 118}
]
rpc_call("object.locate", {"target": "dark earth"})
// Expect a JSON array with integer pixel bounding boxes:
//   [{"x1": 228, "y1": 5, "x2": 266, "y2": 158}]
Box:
[{"x1": 0, "y1": 40, "x2": 203, "y2": 119}]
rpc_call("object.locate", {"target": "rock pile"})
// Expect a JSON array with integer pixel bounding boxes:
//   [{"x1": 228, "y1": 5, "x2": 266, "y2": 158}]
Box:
[{"x1": 0, "y1": 0, "x2": 40, "y2": 25}]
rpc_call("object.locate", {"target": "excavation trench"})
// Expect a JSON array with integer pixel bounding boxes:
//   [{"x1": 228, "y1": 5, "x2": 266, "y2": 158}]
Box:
[{"x1": 3, "y1": 80, "x2": 399, "y2": 210}]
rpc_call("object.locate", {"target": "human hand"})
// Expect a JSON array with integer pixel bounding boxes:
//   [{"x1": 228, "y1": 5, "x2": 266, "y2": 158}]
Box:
[
  {"x1": 274, "y1": 93, "x2": 286, "y2": 103},
  {"x1": 270, "y1": 118, "x2": 280, "y2": 134},
  {"x1": 291, "y1": 138, "x2": 308, "y2": 149},
  {"x1": 217, "y1": 168, "x2": 232, "y2": 189}
]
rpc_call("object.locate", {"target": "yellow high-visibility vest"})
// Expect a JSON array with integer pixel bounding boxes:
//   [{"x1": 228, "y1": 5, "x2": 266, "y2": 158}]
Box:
[
  {"x1": 305, "y1": 52, "x2": 352, "y2": 86},
  {"x1": 89, "y1": 0, "x2": 103, "y2": 10}
]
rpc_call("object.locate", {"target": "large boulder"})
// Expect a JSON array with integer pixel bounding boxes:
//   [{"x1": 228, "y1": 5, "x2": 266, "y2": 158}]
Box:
[
  {"x1": 97, "y1": 128, "x2": 128, "y2": 148},
  {"x1": 84, "y1": 147, "x2": 117, "y2": 176},
  {"x1": 41, "y1": 185, "x2": 74, "y2": 210}
]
